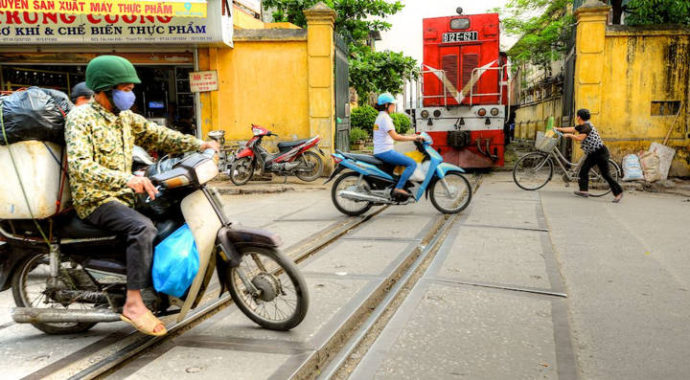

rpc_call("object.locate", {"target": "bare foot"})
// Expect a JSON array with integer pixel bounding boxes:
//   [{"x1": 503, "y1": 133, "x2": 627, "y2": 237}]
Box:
[{"x1": 124, "y1": 290, "x2": 165, "y2": 334}]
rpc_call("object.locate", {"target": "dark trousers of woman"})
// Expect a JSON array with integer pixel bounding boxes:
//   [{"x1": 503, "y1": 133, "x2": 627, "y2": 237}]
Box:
[
  {"x1": 578, "y1": 146, "x2": 623, "y2": 196},
  {"x1": 86, "y1": 201, "x2": 158, "y2": 290}
]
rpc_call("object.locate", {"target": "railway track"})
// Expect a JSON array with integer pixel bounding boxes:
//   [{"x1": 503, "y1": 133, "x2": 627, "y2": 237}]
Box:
[{"x1": 19, "y1": 174, "x2": 482, "y2": 380}]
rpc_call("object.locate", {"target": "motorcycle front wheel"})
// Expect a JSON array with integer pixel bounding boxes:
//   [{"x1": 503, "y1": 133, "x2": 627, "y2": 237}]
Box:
[
  {"x1": 229, "y1": 157, "x2": 255, "y2": 186},
  {"x1": 429, "y1": 172, "x2": 473, "y2": 214},
  {"x1": 295, "y1": 151, "x2": 323, "y2": 182},
  {"x1": 227, "y1": 246, "x2": 309, "y2": 331},
  {"x1": 12, "y1": 252, "x2": 97, "y2": 334}
]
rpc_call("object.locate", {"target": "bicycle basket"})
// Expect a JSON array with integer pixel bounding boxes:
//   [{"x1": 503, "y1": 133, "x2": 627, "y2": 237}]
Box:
[{"x1": 535, "y1": 131, "x2": 558, "y2": 153}]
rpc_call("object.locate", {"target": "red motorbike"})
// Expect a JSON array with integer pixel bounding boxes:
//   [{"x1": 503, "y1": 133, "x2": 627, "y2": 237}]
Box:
[{"x1": 229, "y1": 124, "x2": 324, "y2": 185}]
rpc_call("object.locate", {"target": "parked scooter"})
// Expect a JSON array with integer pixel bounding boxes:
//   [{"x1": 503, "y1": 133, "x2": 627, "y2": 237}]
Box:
[
  {"x1": 229, "y1": 124, "x2": 324, "y2": 185},
  {"x1": 0, "y1": 149, "x2": 309, "y2": 334},
  {"x1": 326, "y1": 132, "x2": 473, "y2": 215}
]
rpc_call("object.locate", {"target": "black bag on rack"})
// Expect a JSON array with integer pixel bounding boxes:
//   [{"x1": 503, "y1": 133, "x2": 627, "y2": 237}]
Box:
[{"x1": 0, "y1": 87, "x2": 73, "y2": 145}]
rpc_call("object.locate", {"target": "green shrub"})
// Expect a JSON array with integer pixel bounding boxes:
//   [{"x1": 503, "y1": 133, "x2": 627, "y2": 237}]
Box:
[
  {"x1": 349, "y1": 127, "x2": 369, "y2": 143},
  {"x1": 351, "y1": 105, "x2": 378, "y2": 134},
  {"x1": 391, "y1": 112, "x2": 412, "y2": 134}
]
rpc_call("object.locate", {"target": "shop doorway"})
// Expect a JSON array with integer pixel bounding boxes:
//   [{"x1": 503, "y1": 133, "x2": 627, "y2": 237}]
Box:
[{"x1": 0, "y1": 64, "x2": 196, "y2": 136}]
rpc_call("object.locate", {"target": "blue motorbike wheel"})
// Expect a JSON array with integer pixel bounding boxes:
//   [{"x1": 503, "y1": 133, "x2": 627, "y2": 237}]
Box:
[
  {"x1": 331, "y1": 172, "x2": 373, "y2": 216},
  {"x1": 429, "y1": 172, "x2": 472, "y2": 214}
]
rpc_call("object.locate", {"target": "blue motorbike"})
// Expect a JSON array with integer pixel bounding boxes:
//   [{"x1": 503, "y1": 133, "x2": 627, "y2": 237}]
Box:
[{"x1": 325, "y1": 132, "x2": 472, "y2": 216}]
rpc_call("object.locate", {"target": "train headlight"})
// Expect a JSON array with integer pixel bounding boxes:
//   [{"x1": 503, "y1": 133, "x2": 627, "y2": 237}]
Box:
[
  {"x1": 420, "y1": 110, "x2": 430, "y2": 119},
  {"x1": 490, "y1": 108, "x2": 500, "y2": 116},
  {"x1": 477, "y1": 108, "x2": 487, "y2": 117},
  {"x1": 433, "y1": 110, "x2": 442, "y2": 118}
]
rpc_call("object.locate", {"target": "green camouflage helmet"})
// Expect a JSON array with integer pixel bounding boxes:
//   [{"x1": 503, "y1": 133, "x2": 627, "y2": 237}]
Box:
[{"x1": 86, "y1": 55, "x2": 141, "y2": 92}]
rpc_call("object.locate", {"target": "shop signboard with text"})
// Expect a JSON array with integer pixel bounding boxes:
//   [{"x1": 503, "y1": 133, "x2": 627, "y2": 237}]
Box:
[
  {"x1": 0, "y1": 0, "x2": 207, "y2": 18},
  {"x1": 0, "y1": 0, "x2": 233, "y2": 46}
]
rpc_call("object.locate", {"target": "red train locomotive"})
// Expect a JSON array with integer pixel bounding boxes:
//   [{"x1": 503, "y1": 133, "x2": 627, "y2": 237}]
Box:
[{"x1": 414, "y1": 8, "x2": 510, "y2": 168}]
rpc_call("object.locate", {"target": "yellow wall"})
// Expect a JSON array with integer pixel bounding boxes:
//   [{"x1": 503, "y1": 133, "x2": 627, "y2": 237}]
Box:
[
  {"x1": 575, "y1": 4, "x2": 690, "y2": 176},
  {"x1": 195, "y1": 4, "x2": 337, "y2": 162},
  {"x1": 515, "y1": 97, "x2": 563, "y2": 140},
  {"x1": 202, "y1": 41, "x2": 310, "y2": 142}
]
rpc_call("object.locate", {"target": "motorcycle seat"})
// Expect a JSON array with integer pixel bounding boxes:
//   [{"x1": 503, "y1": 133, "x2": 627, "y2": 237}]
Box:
[
  {"x1": 277, "y1": 139, "x2": 310, "y2": 151},
  {"x1": 58, "y1": 216, "x2": 116, "y2": 239},
  {"x1": 339, "y1": 151, "x2": 384, "y2": 166}
]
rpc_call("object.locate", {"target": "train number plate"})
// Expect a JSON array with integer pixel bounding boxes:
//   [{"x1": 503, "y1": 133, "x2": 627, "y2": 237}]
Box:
[{"x1": 442, "y1": 31, "x2": 478, "y2": 43}]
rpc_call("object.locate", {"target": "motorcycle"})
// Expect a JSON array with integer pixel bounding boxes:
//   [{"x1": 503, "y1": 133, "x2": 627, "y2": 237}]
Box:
[
  {"x1": 229, "y1": 124, "x2": 324, "y2": 185},
  {"x1": 0, "y1": 149, "x2": 309, "y2": 334},
  {"x1": 326, "y1": 132, "x2": 473, "y2": 216}
]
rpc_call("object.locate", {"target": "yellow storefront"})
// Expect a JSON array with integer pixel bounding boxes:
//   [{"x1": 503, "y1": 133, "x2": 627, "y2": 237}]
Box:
[
  {"x1": 0, "y1": 1, "x2": 340, "y2": 161},
  {"x1": 0, "y1": 1, "x2": 231, "y2": 139}
]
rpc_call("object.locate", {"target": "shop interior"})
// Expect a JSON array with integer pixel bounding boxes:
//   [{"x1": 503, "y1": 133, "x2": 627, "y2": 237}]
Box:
[{"x1": 0, "y1": 64, "x2": 196, "y2": 136}]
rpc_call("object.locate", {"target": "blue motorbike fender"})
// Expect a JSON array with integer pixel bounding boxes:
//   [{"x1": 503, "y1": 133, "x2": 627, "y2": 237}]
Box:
[
  {"x1": 435, "y1": 162, "x2": 465, "y2": 178},
  {"x1": 425, "y1": 163, "x2": 466, "y2": 199}
]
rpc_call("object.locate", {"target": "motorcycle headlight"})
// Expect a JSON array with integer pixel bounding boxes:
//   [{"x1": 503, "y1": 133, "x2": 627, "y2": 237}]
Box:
[{"x1": 194, "y1": 159, "x2": 219, "y2": 184}]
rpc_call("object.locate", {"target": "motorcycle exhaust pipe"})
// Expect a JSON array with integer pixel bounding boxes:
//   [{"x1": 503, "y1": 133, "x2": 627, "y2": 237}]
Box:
[
  {"x1": 339, "y1": 190, "x2": 390, "y2": 203},
  {"x1": 12, "y1": 308, "x2": 121, "y2": 324}
]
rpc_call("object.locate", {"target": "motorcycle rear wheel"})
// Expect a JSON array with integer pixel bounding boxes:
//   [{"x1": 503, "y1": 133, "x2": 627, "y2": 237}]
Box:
[
  {"x1": 331, "y1": 172, "x2": 373, "y2": 216},
  {"x1": 229, "y1": 157, "x2": 255, "y2": 186},
  {"x1": 12, "y1": 252, "x2": 97, "y2": 335},
  {"x1": 227, "y1": 246, "x2": 309, "y2": 331},
  {"x1": 295, "y1": 151, "x2": 323, "y2": 182}
]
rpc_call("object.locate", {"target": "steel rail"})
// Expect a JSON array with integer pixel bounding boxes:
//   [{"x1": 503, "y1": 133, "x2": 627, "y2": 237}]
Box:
[{"x1": 25, "y1": 205, "x2": 390, "y2": 380}]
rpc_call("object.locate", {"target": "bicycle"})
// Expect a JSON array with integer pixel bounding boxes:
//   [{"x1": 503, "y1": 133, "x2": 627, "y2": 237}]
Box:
[{"x1": 512, "y1": 130, "x2": 621, "y2": 197}]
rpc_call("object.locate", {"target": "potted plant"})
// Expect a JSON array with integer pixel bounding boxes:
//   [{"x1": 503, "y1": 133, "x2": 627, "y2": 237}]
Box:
[{"x1": 349, "y1": 127, "x2": 369, "y2": 151}]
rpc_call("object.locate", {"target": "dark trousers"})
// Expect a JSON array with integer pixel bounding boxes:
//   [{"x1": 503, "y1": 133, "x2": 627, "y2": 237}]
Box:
[
  {"x1": 578, "y1": 146, "x2": 623, "y2": 196},
  {"x1": 86, "y1": 201, "x2": 157, "y2": 290}
]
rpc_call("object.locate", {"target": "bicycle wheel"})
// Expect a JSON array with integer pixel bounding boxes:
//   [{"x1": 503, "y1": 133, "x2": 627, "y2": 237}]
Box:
[
  {"x1": 513, "y1": 152, "x2": 554, "y2": 191},
  {"x1": 587, "y1": 159, "x2": 620, "y2": 197}
]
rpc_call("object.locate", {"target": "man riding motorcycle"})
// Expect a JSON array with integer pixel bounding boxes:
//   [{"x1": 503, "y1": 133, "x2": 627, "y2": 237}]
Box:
[{"x1": 65, "y1": 55, "x2": 219, "y2": 336}]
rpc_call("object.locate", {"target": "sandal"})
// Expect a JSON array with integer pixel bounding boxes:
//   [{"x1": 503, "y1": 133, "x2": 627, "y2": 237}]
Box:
[
  {"x1": 612, "y1": 193, "x2": 623, "y2": 203},
  {"x1": 393, "y1": 188, "x2": 411, "y2": 197},
  {"x1": 573, "y1": 191, "x2": 589, "y2": 198},
  {"x1": 121, "y1": 310, "x2": 167, "y2": 336}
]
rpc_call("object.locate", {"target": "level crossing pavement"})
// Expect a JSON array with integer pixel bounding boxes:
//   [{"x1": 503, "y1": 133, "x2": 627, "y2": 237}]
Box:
[{"x1": 0, "y1": 173, "x2": 688, "y2": 379}]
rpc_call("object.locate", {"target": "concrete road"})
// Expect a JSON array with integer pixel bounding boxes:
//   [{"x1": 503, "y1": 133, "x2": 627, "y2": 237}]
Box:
[
  {"x1": 352, "y1": 172, "x2": 690, "y2": 380},
  {"x1": 1, "y1": 172, "x2": 688, "y2": 379}
]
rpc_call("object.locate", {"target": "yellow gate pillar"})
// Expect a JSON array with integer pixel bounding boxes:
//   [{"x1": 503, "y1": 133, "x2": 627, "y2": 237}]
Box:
[
  {"x1": 304, "y1": 3, "x2": 336, "y2": 157},
  {"x1": 574, "y1": 0, "x2": 610, "y2": 158}
]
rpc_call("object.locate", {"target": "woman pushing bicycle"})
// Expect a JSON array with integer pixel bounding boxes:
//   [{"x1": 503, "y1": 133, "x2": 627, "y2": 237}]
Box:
[{"x1": 555, "y1": 109, "x2": 623, "y2": 203}]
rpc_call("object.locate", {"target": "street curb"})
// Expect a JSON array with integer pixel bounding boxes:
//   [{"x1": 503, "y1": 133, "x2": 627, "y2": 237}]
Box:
[{"x1": 214, "y1": 186, "x2": 294, "y2": 195}]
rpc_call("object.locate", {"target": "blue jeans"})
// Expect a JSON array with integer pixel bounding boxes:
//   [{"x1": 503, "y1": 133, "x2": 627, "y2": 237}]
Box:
[{"x1": 374, "y1": 150, "x2": 417, "y2": 189}]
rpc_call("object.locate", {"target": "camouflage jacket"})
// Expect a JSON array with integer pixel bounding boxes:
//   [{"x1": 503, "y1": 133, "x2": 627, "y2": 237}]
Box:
[{"x1": 65, "y1": 102, "x2": 202, "y2": 219}]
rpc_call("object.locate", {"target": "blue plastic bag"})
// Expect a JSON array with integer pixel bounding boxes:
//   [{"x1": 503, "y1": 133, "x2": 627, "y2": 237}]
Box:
[{"x1": 152, "y1": 224, "x2": 199, "y2": 298}]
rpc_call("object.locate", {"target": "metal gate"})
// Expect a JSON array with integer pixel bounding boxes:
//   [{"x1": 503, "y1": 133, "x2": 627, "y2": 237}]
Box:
[
  {"x1": 561, "y1": 43, "x2": 577, "y2": 158},
  {"x1": 334, "y1": 35, "x2": 350, "y2": 152}
]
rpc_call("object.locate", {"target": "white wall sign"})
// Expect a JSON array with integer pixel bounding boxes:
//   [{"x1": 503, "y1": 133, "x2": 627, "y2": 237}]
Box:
[{"x1": 189, "y1": 71, "x2": 218, "y2": 92}]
